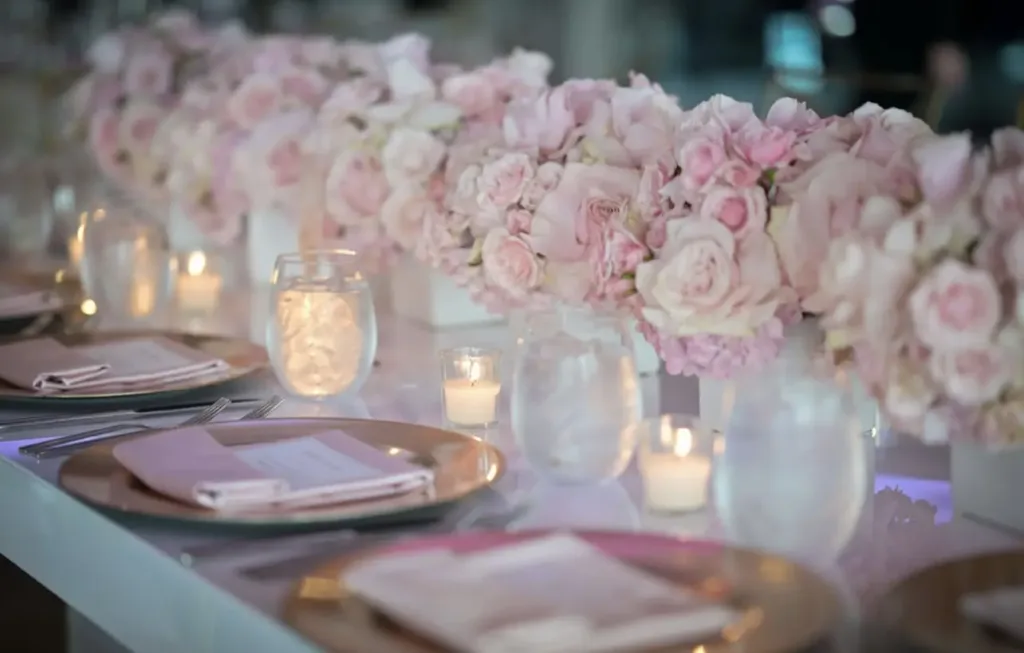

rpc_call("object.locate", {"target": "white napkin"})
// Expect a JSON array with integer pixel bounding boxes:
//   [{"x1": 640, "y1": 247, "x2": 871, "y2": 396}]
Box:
[
  {"x1": 961, "y1": 586, "x2": 1024, "y2": 642},
  {"x1": 0, "y1": 281, "x2": 61, "y2": 318},
  {"x1": 344, "y1": 534, "x2": 740, "y2": 653},
  {"x1": 112, "y1": 428, "x2": 435, "y2": 511}
]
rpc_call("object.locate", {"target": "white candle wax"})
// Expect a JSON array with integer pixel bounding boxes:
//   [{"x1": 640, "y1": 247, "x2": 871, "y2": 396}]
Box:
[
  {"x1": 443, "y1": 379, "x2": 501, "y2": 426},
  {"x1": 641, "y1": 454, "x2": 711, "y2": 513},
  {"x1": 176, "y1": 252, "x2": 222, "y2": 313}
]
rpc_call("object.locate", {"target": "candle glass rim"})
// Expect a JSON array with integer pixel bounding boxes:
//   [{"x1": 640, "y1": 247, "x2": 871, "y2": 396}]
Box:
[
  {"x1": 438, "y1": 346, "x2": 502, "y2": 361},
  {"x1": 272, "y1": 249, "x2": 368, "y2": 285}
]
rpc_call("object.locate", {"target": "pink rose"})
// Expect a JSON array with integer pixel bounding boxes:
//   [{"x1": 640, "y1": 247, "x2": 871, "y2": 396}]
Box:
[
  {"x1": 520, "y1": 162, "x2": 564, "y2": 210},
  {"x1": 912, "y1": 133, "x2": 974, "y2": 207},
  {"x1": 481, "y1": 228, "x2": 542, "y2": 298},
  {"x1": 531, "y1": 163, "x2": 640, "y2": 262},
  {"x1": 634, "y1": 219, "x2": 782, "y2": 336},
  {"x1": 699, "y1": 185, "x2": 767, "y2": 240},
  {"x1": 930, "y1": 344, "x2": 1012, "y2": 406},
  {"x1": 909, "y1": 259, "x2": 1001, "y2": 352},
  {"x1": 380, "y1": 128, "x2": 446, "y2": 186},
  {"x1": 123, "y1": 48, "x2": 173, "y2": 98},
  {"x1": 980, "y1": 168, "x2": 1024, "y2": 230},
  {"x1": 677, "y1": 134, "x2": 726, "y2": 191},
  {"x1": 477, "y1": 153, "x2": 534, "y2": 210},
  {"x1": 506, "y1": 208, "x2": 533, "y2": 235},
  {"x1": 325, "y1": 151, "x2": 390, "y2": 220},
  {"x1": 235, "y1": 111, "x2": 312, "y2": 209},
  {"x1": 441, "y1": 72, "x2": 500, "y2": 118},
  {"x1": 228, "y1": 74, "x2": 282, "y2": 129},
  {"x1": 736, "y1": 122, "x2": 797, "y2": 167},
  {"x1": 380, "y1": 187, "x2": 438, "y2": 251},
  {"x1": 773, "y1": 153, "x2": 891, "y2": 303},
  {"x1": 1004, "y1": 228, "x2": 1024, "y2": 283}
]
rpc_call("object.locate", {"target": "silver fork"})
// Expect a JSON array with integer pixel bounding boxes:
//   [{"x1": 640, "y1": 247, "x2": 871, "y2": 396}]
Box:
[{"x1": 22, "y1": 397, "x2": 232, "y2": 459}]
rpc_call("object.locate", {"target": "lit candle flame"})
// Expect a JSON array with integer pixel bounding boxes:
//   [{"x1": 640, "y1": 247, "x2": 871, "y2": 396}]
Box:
[
  {"x1": 186, "y1": 251, "x2": 207, "y2": 277},
  {"x1": 673, "y1": 428, "x2": 693, "y2": 456}
]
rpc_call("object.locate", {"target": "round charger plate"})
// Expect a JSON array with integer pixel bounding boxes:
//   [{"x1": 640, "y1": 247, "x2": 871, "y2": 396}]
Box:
[
  {"x1": 875, "y1": 551, "x2": 1024, "y2": 653},
  {"x1": 59, "y1": 417, "x2": 504, "y2": 528},
  {"x1": 284, "y1": 530, "x2": 844, "y2": 653},
  {"x1": 0, "y1": 330, "x2": 267, "y2": 409}
]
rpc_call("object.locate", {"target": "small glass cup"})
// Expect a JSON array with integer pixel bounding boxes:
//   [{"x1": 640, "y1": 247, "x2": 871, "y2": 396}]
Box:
[
  {"x1": 633, "y1": 414, "x2": 714, "y2": 514},
  {"x1": 266, "y1": 250, "x2": 377, "y2": 400},
  {"x1": 439, "y1": 347, "x2": 502, "y2": 430}
]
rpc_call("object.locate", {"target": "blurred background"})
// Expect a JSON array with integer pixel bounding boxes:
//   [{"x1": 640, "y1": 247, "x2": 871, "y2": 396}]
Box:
[{"x1": 1, "y1": 0, "x2": 1023, "y2": 157}]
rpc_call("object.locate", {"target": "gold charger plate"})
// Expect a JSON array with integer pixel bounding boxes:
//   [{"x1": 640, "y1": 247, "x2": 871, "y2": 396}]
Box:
[
  {"x1": 875, "y1": 551, "x2": 1024, "y2": 653},
  {"x1": 284, "y1": 531, "x2": 844, "y2": 653},
  {"x1": 59, "y1": 418, "x2": 504, "y2": 527},
  {"x1": 0, "y1": 330, "x2": 267, "y2": 407}
]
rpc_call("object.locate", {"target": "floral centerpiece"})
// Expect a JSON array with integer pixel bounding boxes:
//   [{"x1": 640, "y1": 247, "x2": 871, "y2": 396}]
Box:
[{"x1": 811, "y1": 129, "x2": 1024, "y2": 446}]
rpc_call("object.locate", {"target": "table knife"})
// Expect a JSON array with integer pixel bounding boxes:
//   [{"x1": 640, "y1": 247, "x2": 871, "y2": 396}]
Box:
[{"x1": 0, "y1": 398, "x2": 265, "y2": 433}]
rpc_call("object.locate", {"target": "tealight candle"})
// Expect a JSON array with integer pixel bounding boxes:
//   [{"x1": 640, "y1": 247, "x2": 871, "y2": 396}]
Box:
[
  {"x1": 175, "y1": 251, "x2": 223, "y2": 313},
  {"x1": 440, "y1": 348, "x2": 501, "y2": 428},
  {"x1": 636, "y1": 415, "x2": 713, "y2": 514}
]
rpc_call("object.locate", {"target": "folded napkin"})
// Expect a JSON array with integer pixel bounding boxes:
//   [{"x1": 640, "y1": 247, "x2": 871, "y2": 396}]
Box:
[
  {"x1": 0, "y1": 281, "x2": 62, "y2": 319},
  {"x1": 112, "y1": 427, "x2": 435, "y2": 511},
  {"x1": 961, "y1": 586, "x2": 1024, "y2": 642},
  {"x1": 0, "y1": 336, "x2": 229, "y2": 392},
  {"x1": 344, "y1": 534, "x2": 740, "y2": 653}
]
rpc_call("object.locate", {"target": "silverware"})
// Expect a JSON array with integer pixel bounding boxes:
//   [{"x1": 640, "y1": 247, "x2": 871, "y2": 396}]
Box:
[
  {"x1": 241, "y1": 395, "x2": 283, "y2": 420},
  {"x1": 0, "y1": 398, "x2": 266, "y2": 433},
  {"x1": 22, "y1": 398, "x2": 231, "y2": 458}
]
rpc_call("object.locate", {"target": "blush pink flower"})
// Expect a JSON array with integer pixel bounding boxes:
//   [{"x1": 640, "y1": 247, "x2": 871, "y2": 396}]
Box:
[
  {"x1": 227, "y1": 74, "x2": 283, "y2": 128},
  {"x1": 531, "y1": 163, "x2": 640, "y2": 262},
  {"x1": 909, "y1": 259, "x2": 1001, "y2": 352},
  {"x1": 634, "y1": 219, "x2": 782, "y2": 337},
  {"x1": 930, "y1": 344, "x2": 1012, "y2": 406},
  {"x1": 325, "y1": 151, "x2": 390, "y2": 221},
  {"x1": 380, "y1": 128, "x2": 446, "y2": 186},
  {"x1": 123, "y1": 49, "x2": 173, "y2": 98},
  {"x1": 441, "y1": 72, "x2": 500, "y2": 118},
  {"x1": 476, "y1": 153, "x2": 534, "y2": 211},
  {"x1": 379, "y1": 187, "x2": 438, "y2": 251},
  {"x1": 699, "y1": 185, "x2": 767, "y2": 240},
  {"x1": 481, "y1": 227, "x2": 542, "y2": 298}
]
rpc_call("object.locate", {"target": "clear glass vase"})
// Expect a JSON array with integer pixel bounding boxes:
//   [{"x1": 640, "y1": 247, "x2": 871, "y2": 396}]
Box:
[
  {"x1": 79, "y1": 188, "x2": 172, "y2": 325},
  {"x1": 711, "y1": 326, "x2": 871, "y2": 567},
  {"x1": 266, "y1": 250, "x2": 378, "y2": 400},
  {"x1": 511, "y1": 306, "x2": 642, "y2": 485}
]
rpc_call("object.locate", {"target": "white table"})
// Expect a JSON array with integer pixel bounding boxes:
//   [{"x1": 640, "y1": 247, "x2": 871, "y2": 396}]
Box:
[{"x1": 0, "y1": 292, "x2": 1019, "y2": 653}]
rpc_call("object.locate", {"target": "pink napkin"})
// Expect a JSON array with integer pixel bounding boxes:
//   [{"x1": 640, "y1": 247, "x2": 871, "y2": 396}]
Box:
[
  {"x1": 961, "y1": 587, "x2": 1024, "y2": 642},
  {"x1": 0, "y1": 336, "x2": 229, "y2": 392},
  {"x1": 0, "y1": 281, "x2": 62, "y2": 319},
  {"x1": 344, "y1": 534, "x2": 741, "y2": 653},
  {"x1": 112, "y1": 427, "x2": 434, "y2": 511}
]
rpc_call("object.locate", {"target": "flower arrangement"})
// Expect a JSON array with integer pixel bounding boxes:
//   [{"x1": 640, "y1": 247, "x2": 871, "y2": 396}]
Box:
[{"x1": 811, "y1": 129, "x2": 1024, "y2": 446}]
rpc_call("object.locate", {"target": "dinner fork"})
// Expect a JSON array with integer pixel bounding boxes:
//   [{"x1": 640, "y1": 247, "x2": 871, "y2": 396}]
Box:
[{"x1": 21, "y1": 397, "x2": 232, "y2": 458}]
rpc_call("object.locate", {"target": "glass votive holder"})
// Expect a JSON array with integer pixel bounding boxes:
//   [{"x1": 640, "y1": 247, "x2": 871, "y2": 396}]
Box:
[
  {"x1": 171, "y1": 250, "x2": 224, "y2": 316},
  {"x1": 633, "y1": 414, "x2": 714, "y2": 514},
  {"x1": 439, "y1": 347, "x2": 502, "y2": 430},
  {"x1": 267, "y1": 250, "x2": 378, "y2": 400}
]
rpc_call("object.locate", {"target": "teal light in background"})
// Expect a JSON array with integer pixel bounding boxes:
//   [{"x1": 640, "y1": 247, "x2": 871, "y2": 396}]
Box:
[{"x1": 765, "y1": 12, "x2": 824, "y2": 94}]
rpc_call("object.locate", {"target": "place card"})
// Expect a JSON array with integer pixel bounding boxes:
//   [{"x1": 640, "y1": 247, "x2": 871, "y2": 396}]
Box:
[{"x1": 344, "y1": 534, "x2": 741, "y2": 653}]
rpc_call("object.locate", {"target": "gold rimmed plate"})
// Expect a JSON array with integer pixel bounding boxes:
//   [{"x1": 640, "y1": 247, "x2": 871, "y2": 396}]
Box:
[
  {"x1": 0, "y1": 331, "x2": 267, "y2": 409},
  {"x1": 284, "y1": 531, "x2": 844, "y2": 653},
  {"x1": 59, "y1": 418, "x2": 504, "y2": 529},
  {"x1": 875, "y1": 551, "x2": 1024, "y2": 653}
]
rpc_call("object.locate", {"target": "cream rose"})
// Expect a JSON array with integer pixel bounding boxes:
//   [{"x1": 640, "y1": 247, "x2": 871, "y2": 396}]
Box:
[
  {"x1": 634, "y1": 219, "x2": 782, "y2": 337},
  {"x1": 481, "y1": 228, "x2": 542, "y2": 298}
]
